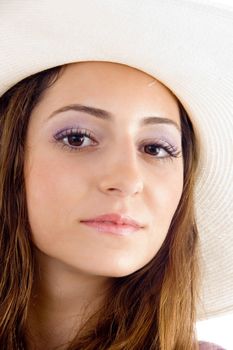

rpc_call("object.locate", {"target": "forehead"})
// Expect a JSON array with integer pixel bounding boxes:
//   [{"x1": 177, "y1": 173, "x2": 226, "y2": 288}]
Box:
[
  {"x1": 36, "y1": 61, "x2": 180, "y2": 127},
  {"x1": 56, "y1": 61, "x2": 176, "y2": 99}
]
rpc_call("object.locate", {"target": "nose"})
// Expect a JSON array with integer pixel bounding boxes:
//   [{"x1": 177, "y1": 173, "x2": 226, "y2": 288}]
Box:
[{"x1": 98, "y1": 144, "x2": 144, "y2": 197}]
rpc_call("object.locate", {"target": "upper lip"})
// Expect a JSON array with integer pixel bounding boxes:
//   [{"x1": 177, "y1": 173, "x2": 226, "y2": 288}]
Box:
[{"x1": 80, "y1": 213, "x2": 144, "y2": 228}]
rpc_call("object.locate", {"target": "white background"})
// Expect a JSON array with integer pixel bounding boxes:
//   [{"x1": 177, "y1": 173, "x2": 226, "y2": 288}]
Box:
[{"x1": 196, "y1": 313, "x2": 233, "y2": 349}]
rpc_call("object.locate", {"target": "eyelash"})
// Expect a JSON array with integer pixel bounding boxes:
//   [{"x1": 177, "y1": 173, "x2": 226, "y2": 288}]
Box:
[{"x1": 53, "y1": 127, "x2": 181, "y2": 161}]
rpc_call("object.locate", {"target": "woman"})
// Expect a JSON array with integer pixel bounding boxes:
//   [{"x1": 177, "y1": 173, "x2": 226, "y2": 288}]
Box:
[{"x1": 0, "y1": 1, "x2": 232, "y2": 349}]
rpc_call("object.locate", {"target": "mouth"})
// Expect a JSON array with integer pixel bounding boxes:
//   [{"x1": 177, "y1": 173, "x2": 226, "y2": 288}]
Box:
[
  {"x1": 80, "y1": 220, "x2": 141, "y2": 236},
  {"x1": 80, "y1": 213, "x2": 143, "y2": 228}
]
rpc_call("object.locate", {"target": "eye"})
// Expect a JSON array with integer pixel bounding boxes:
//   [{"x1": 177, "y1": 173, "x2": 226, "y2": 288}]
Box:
[
  {"x1": 142, "y1": 140, "x2": 181, "y2": 159},
  {"x1": 63, "y1": 132, "x2": 91, "y2": 147},
  {"x1": 54, "y1": 128, "x2": 97, "y2": 152}
]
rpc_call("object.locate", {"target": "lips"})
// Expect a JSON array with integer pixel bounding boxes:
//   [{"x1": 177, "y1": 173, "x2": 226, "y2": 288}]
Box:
[
  {"x1": 80, "y1": 213, "x2": 143, "y2": 228},
  {"x1": 81, "y1": 221, "x2": 140, "y2": 236}
]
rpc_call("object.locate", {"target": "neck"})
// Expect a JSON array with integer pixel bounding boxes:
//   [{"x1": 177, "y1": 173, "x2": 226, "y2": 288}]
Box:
[{"x1": 26, "y1": 248, "x2": 112, "y2": 349}]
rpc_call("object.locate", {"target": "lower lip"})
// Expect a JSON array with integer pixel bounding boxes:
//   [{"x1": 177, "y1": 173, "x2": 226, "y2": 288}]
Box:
[{"x1": 80, "y1": 221, "x2": 140, "y2": 236}]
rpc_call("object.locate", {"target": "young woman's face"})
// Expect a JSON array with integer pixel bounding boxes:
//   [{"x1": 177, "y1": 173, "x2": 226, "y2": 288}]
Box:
[{"x1": 24, "y1": 61, "x2": 183, "y2": 277}]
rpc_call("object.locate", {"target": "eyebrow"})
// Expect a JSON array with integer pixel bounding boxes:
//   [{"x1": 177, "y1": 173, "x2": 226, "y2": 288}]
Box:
[{"x1": 48, "y1": 103, "x2": 181, "y2": 132}]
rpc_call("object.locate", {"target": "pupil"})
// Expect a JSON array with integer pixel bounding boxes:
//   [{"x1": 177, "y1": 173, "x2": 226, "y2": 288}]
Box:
[
  {"x1": 68, "y1": 135, "x2": 83, "y2": 146},
  {"x1": 145, "y1": 145, "x2": 159, "y2": 155}
]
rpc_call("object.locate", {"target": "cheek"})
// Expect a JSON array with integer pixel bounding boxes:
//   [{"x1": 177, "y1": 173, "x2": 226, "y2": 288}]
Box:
[
  {"x1": 148, "y1": 163, "x2": 183, "y2": 239},
  {"x1": 157, "y1": 174, "x2": 183, "y2": 214},
  {"x1": 150, "y1": 161, "x2": 183, "y2": 215},
  {"x1": 134, "y1": 166, "x2": 183, "y2": 270},
  {"x1": 24, "y1": 153, "x2": 88, "y2": 245}
]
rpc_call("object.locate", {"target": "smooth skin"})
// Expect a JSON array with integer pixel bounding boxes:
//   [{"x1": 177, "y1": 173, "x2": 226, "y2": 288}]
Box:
[{"x1": 24, "y1": 61, "x2": 183, "y2": 348}]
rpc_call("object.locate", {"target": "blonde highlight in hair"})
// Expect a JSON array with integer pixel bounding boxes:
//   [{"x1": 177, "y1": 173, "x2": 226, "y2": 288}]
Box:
[{"x1": 0, "y1": 65, "x2": 200, "y2": 349}]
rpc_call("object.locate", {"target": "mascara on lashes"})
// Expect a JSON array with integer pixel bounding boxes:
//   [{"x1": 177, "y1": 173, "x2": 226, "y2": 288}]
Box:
[{"x1": 52, "y1": 126, "x2": 182, "y2": 159}]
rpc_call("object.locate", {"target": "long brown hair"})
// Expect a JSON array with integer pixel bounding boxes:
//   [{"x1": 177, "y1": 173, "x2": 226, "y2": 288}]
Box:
[{"x1": 0, "y1": 64, "x2": 200, "y2": 349}]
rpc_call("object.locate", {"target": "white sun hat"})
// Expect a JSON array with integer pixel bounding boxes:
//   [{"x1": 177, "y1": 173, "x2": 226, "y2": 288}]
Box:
[{"x1": 0, "y1": 0, "x2": 232, "y2": 320}]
